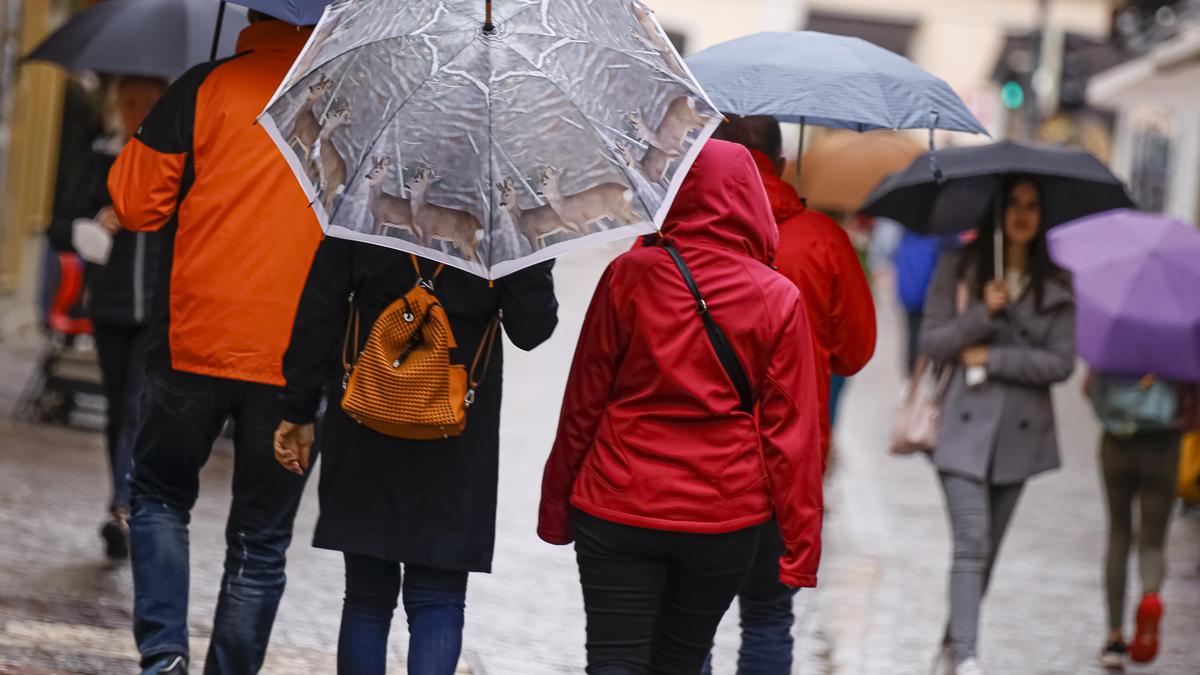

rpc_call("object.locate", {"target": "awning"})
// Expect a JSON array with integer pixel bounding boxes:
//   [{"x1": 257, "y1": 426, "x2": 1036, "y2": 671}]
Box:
[{"x1": 1089, "y1": 26, "x2": 1200, "y2": 109}]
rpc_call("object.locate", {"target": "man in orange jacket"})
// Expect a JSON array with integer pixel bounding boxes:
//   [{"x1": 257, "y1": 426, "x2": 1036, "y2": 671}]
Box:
[
  {"x1": 107, "y1": 11, "x2": 322, "y2": 675},
  {"x1": 710, "y1": 116, "x2": 877, "y2": 675}
]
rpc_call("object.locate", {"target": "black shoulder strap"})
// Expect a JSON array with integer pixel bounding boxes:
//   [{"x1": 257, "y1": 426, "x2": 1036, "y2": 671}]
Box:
[{"x1": 662, "y1": 242, "x2": 755, "y2": 414}]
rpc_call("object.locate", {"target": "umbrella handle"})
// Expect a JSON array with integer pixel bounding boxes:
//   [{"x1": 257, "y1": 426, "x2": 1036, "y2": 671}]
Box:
[
  {"x1": 484, "y1": 0, "x2": 494, "y2": 33},
  {"x1": 211, "y1": 1, "x2": 226, "y2": 62},
  {"x1": 927, "y1": 111, "x2": 944, "y2": 184}
]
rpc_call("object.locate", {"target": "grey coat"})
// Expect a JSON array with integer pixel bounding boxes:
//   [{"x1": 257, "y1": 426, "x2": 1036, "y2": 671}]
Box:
[{"x1": 920, "y1": 251, "x2": 1076, "y2": 485}]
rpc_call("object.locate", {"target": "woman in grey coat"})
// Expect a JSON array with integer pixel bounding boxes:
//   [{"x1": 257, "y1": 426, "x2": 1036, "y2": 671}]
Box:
[{"x1": 920, "y1": 176, "x2": 1076, "y2": 675}]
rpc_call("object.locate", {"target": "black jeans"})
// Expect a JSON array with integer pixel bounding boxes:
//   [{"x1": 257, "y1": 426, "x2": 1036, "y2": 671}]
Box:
[
  {"x1": 573, "y1": 509, "x2": 760, "y2": 675},
  {"x1": 129, "y1": 367, "x2": 312, "y2": 673},
  {"x1": 338, "y1": 553, "x2": 469, "y2": 675},
  {"x1": 92, "y1": 322, "x2": 146, "y2": 511}
]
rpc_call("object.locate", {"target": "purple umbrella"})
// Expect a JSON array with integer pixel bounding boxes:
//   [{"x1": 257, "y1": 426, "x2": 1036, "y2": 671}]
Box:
[{"x1": 1048, "y1": 209, "x2": 1200, "y2": 381}]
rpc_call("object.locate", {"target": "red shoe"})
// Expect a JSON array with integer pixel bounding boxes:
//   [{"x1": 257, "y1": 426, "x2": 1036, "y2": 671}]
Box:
[{"x1": 1130, "y1": 593, "x2": 1163, "y2": 663}]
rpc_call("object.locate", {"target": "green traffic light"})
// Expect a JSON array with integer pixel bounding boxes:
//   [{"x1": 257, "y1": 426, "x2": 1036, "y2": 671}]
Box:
[{"x1": 1001, "y1": 80, "x2": 1025, "y2": 110}]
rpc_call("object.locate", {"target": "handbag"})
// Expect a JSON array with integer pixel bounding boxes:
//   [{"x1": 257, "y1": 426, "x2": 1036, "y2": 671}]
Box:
[
  {"x1": 1179, "y1": 432, "x2": 1200, "y2": 504},
  {"x1": 888, "y1": 281, "x2": 969, "y2": 455},
  {"x1": 340, "y1": 256, "x2": 500, "y2": 440},
  {"x1": 889, "y1": 356, "x2": 953, "y2": 455},
  {"x1": 662, "y1": 242, "x2": 754, "y2": 413},
  {"x1": 1090, "y1": 374, "x2": 1179, "y2": 437}
]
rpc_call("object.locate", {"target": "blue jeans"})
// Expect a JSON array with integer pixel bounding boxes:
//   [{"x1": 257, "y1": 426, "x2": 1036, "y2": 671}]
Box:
[
  {"x1": 337, "y1": 553, "x2": 468, "y2": 675},
  {"x1": 130, "y1": 368, "x2": 311, "y2": 673},
  {"x1": 702, "y1": 520, "x2": 798, "y2": 675}
]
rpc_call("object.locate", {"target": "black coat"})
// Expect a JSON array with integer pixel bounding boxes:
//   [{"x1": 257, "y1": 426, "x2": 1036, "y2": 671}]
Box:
[
  {"x1": 281, "y1": 237, "x2": 558, "y2": 572},
  {"x1": 48, "y1": 141, "x2": 164, "y2": 326}
]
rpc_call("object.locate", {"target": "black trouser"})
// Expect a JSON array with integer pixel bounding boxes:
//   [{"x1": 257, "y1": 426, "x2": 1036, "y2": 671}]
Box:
[
  {"x1": 92, "y1": 322, "x2": 146, "y2": 511},
  {"x1": 572, "y1": 509, "x2": 760, "y2": 675},
  {"x1": 130, "y1": 367, "x2": 313, "y2": 673}
]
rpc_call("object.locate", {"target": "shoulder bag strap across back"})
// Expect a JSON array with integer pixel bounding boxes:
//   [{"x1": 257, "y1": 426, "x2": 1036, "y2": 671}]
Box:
[{"x1": 662, "y1": 242, "x2": 754, "y2": 414}]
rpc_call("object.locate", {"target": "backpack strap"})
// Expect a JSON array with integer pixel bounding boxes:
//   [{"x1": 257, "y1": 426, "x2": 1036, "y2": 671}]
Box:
[
  {"x1": 411, "y1": 254, "x2": 445, "y2": 289},
  {"x1": 465, "y1": 315, "x2": 502, "y2": 407},
  {"x1": 662, "y1": 242, "x2": 755, "y2": 414}
]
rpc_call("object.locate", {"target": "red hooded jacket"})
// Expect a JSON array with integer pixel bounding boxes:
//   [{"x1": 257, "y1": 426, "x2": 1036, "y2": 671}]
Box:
[
  {"x1": 538, "y1": 141, "x2": 824, "y2": 587},
  {"x1": 750, "y1": 150, "x2": 877, "y2": 456}
]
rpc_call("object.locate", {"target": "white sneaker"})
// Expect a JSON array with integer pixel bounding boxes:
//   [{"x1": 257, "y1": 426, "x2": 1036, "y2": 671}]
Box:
[
  {"x1": 931, "y1": 646, "x2": 955, "y2": 675},
  {"x1": 955, "y1": 658, "x2": 986, "y2": 675}
]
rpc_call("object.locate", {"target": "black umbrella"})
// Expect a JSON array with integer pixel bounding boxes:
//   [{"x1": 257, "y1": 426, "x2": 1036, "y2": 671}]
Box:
[
  {"x1": 25, "y1": 0, "x2": 247, "y2": 80},
  {"x1": 860, "y1": 140, "x2": 1134, "y2": 235}
]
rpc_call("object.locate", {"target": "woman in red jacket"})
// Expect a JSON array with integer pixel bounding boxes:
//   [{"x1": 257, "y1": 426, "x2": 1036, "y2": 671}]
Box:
[{"x1": 538, "y1": 140, "x2": 825, "y2": 674}]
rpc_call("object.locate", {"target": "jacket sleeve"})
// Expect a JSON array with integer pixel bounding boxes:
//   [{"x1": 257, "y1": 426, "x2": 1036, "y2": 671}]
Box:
[
  {"x1": 47, "y1": 151, "x2": 110, "y2": 252},
  {"x1": 538, "y1": 264, "x2": 623, "y2": 545},
  {"x1": 499, "y1": 261, "x2": 558, "y2": 351},
  {"x1": 827, "y1": 226, "x2": 877, "y2": 376},
  {"x1": 919, "y1": 253, "x2": 998, "y2": 364},
  {"x1": 760, "y1": 295, "x2": 824, "y2": 588},
  {"x1": 280, "y1": 236, "x2": 353, "y2": 424},
  {"x1": 987, "y1": 299, "x2": 1077, "y2": 386},
  {"x1": 107, "y1": 64, "x2": 209, "y2": 233}
]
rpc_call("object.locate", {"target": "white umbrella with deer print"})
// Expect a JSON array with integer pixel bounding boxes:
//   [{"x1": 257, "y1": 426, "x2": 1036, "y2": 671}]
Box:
[{"x1": 259, "y1": 0, "x2": 721, "y2": 279}]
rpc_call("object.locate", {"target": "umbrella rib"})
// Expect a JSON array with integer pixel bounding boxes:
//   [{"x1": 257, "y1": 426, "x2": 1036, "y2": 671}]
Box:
[
  {"x1": 503, "y1": 30, "x2": 702, "y2": 94},
  {"x1": 498, "y1": 41, "x2": 658, "y2": 224}
]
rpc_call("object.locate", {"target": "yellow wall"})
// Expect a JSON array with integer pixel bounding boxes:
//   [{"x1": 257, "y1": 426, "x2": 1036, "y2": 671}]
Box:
[{"x1": 1, "y1": 0, "x2": 65, "y2": 327}]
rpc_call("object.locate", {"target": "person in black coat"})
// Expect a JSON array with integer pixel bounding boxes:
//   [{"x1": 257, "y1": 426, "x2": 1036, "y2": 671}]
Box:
[
  {"x1": 274, "y1": 236, "x2": 558, "y2": 675},
  {"x1": 47, "y1": 75, "x2": 167, "y2": 560}
]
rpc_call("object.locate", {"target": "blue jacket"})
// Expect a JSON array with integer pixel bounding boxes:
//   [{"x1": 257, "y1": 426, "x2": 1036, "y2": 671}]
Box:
[{"x1": 893, "y1": 231, "x2": 941, "y2": 313}]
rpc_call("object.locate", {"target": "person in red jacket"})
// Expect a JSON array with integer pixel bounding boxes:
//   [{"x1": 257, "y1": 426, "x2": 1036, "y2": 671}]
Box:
[
  {"x1": 705, "y1": 116, "x2": 877, "y2": 675},
  {"x1": 538, "y1": 140, "x2": 824, "y2": 674}
]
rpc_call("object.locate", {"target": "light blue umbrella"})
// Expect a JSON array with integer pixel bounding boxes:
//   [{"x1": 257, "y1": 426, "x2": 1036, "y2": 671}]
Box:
[{"x1": 685, "y1": 31, "x2": 987, "y2": 134}]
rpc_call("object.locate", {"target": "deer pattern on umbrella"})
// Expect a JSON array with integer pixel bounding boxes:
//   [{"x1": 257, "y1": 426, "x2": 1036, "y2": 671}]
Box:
[{"x1": 261, "y1": 0, "x2": 720, "y2": 270}]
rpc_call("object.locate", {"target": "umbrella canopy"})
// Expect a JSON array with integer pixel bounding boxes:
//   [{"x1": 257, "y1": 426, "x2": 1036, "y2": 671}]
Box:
[
  {"x1": 24, "y1": 0, "x2": 247, "y2": 80},
  {"x1": 860, "y1": 140, "x2": 1134, "y2": 235},
  {"x1": 685, "y1": 31, "x2": 987, "y2": 134},
  {"x1": 794, "y1": 130, "x2": 923, "y2": 213},
  {"x1": 1048, "y1": 209, "x2": 1200, "y2": 381},
  {"x1": 260, "y1": 0, "x2": 720, "y2": 280},
  {"x1": 228, "y1": 0, "x2": 331, "y2": 26}
]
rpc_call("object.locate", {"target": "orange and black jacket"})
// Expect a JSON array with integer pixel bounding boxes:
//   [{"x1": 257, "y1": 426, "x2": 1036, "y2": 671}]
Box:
[{"x1": 108, "y1": 20, "x2": 322, "y2": 386}]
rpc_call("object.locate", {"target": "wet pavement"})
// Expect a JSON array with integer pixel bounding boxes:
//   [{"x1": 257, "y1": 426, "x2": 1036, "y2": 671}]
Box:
[{"x1": 1, "y1": 245, "x2": 1198, "y2": 674}]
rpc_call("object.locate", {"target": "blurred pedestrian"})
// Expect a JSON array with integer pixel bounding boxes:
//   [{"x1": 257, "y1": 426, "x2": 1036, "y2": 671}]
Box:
[
  {"x1": 701, "y1": 116, "x2": 875, "y2": 675},
  {"x1": 274, "y1": 241, "x2": 557, "y2": 675},
  {"x1": 538, "y1": 140, "x2": 824, "y2": 674},
  {"x1": 921, "y1": 176, "x2": 1076, "y2": 675},
  {"x1": 1086, "y1": 371, "x2": 1199, "y2": 669},
  {"x1": 47, "y1": 74, "x2": 167, "y2": 560},
  {"x1": 894, "y1": 229, "x2": 942, "y2": 374},
  {"x1": 106, "y1": 11, "x2": 322, "y2": 675}
]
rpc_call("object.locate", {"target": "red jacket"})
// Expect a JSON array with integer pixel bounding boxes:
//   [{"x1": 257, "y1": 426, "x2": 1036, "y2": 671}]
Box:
[
  {"x1": 751, "y1": 150, "x2": 877, "y2": 456},
  {"x1": 538, "y1": 141, "x2": 824, "y2": 588}
]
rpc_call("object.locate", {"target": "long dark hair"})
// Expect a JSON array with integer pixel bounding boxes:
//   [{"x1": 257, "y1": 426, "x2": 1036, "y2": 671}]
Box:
[{"x1": 958, "y1": 174, "x2": 1060, "y2": 311}]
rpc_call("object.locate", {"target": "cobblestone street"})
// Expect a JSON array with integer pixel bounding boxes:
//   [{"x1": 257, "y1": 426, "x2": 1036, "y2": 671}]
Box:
[{"x1": 1, "y1": 245, "x2": 1198, "y2": 673}]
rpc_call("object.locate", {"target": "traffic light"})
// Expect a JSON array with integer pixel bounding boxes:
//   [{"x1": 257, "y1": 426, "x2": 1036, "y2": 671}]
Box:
[{"x1": 1001, "y1": 80, "x2": 1026, "y2": 110}]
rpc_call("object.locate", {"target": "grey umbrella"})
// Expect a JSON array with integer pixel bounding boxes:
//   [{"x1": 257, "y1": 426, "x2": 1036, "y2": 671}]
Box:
[
  {"x1": 25, "y1": 0, "x2": 247, "y2": 80},
  {"x1": 685, "y1": 31, "x2": 987, "y2": 134}
]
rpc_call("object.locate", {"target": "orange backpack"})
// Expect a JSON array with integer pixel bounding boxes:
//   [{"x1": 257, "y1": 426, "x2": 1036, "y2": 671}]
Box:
[{"x1": 340, "y1": 256, "x2": 498, "y2": 440}]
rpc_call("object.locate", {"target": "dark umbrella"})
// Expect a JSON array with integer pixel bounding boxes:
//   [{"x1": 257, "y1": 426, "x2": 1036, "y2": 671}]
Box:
[
  {"x1": 24, "y1": 0, "x2": 247, "y2": 80},
  {"x1": 210, "y1": 1, "x2": 332, "y2": 59},
  {"x1": 860, "y1": 140, "x2": 1134, "y2": 235}
]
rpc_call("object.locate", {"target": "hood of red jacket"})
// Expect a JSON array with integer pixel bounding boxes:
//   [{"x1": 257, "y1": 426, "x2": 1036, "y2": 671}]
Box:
[
  {"x1": 747, "y1": 148, "x2": 807, "y2": 225},
  {"x1": 661, "y1": 140, "x2": 778, "y2": 265}
]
